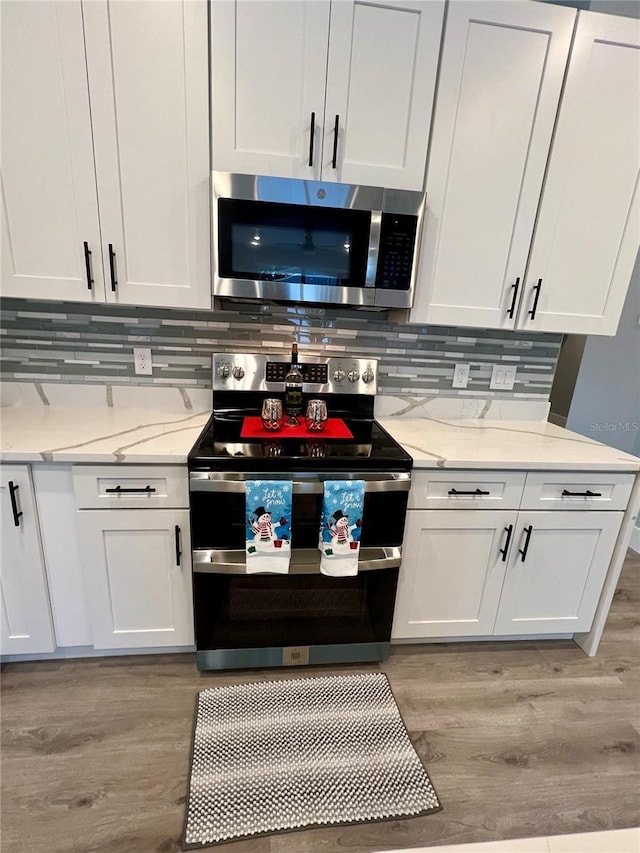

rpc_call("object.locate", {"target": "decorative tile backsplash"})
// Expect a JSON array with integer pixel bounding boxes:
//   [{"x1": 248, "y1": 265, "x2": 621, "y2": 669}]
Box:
[{"x1": 0, "y1": 298, "x2": 562, "y2": 399}]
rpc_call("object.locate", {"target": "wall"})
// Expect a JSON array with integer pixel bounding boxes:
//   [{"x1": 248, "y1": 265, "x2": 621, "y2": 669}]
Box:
[{"x1": 0, "y1": 298, "x2": 562, "y2": 402}]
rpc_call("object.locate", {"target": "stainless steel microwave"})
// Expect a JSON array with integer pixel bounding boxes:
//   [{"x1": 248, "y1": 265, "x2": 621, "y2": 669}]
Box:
[{"x1": 212, "y1": 172, "x2": 425, "y2": 309}]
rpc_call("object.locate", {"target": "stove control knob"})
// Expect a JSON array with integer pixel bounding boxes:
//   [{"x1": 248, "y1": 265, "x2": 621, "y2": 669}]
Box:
[
  {"x1": 362, "y1": 367, "x2": 375, "y2": 384},
  {"x1": 217, "y1": 363, "x2": 230, "y2": 379},
  {"x1": 333, "y1": 369, "x2": 346, "y2": 382},
  {"x1": 232, "y1": 366, "x2": 245, "y2": 380},
  {"x1": 348, "y1": 370, "x2": 360, "y2": 383}
]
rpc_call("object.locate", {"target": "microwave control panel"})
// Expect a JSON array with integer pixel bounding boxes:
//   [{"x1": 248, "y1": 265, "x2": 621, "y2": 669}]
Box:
[{"x1": 375, "y1": 213, "x2": 418, "y2": 291}]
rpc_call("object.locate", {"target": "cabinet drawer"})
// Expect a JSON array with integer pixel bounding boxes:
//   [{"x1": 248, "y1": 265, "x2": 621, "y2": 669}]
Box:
[
  {"x1": 72, "y1": 465, "x2": 188, "y2": 509},
  {"x1": 408, "y1": 471, "x2": 526, "y2": 510},
  {"x1": 521, "y1": 472, "x2": 634, "y2": 511}
]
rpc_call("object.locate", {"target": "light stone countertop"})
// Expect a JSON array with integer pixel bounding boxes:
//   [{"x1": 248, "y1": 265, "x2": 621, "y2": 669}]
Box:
[
  {"x1": 378, "y1": 417, "x2": 640, "y2": 472},
  {"x1": 0, "y1": 406, "x2": 211, "y2": 464}
]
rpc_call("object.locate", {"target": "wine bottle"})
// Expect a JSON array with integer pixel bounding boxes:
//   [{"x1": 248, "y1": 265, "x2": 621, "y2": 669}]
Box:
[{"x1": 284, "y1": 342, "x2": 303, "y2": 425}]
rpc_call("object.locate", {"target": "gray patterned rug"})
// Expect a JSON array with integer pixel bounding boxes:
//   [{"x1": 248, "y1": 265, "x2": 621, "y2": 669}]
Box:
[{"x1": 182, "y1": 672, "x2": 441, "y2": 848}]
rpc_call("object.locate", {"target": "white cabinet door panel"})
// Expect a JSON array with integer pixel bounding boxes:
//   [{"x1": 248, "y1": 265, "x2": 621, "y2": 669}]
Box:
[
  {"x1": 1, "y1": 1, "x2": 104, "y2": 302},
  {"x1": 1, "y1": 466, "x2": 55, "y2": 655},
  {"x1": 324, "y1": 0, "x2": 444, "y2": 190},
  {"x1": 392, "y1": 510, "x2": 516, "y2": 639},
  {"x1": 78, "y1": 509, "x2": 193, "y2": 649},
  {"x1": 494, "y1": 511, "x2": 622, "y2": 635},
  {"x1": 84, "y1": 0, "x2": 210, "y2": 309},
  {"x1": 522, "y1": 12, "x2": 640, "y2": 335},
  {"x1": 411, "y1": 1, "x2": 575, "y2": 328},
  {"x1": 211, "y1": 0, "x2": 330, "y2": 179}
]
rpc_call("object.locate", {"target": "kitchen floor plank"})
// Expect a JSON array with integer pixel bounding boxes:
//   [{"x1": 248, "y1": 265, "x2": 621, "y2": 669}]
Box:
[{"x1": 1, "y1": 550, "x2": 639, "y2": 853}]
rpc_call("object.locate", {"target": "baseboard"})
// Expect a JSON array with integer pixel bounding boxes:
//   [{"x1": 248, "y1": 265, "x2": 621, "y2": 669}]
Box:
[
  {"x1": 631, "y1": 524, "x2": 640, "y2": 554},
  {"x1": 1, "y1": 644, "x2": 195, "y2": 664}
]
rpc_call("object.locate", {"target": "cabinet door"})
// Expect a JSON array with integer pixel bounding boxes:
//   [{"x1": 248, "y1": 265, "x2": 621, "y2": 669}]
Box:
[
  {"x1": 0, "y1": 466, "x2": 55, "y2": 655},
  {"x1": 522, "y1": 12, "x2": 640, "y2": 335},
  {"x1": 494, "y1": 511, "x2": 622, "y2": 635},
  {"x1": 1, "y1": 1, "x2": 104, "y2": 302},
  {"x1": 78, "y1": 509, "x2": 193, "y2": 650},
  {"x1": 324, "y1": 0, "x2": 444, "y2": 190},
  {"x1": 210, "y1": 0, "x2": 330, "y2": 180},
  {"x1": 410, "y1": 1, "x2": 575, "y2": 329},
  {"x1": 392, "y1": 510, "x2": 516, "y2": 639},
  {"x1": 83, "y1": 0, "x2": 210, "y2": 309}
]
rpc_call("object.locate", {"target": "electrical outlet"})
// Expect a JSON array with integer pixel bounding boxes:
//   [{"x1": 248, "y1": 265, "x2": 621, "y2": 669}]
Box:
[
  {"x1": 133, "y1": 347, "x2": 153, "y2": 376},
  {"x1": 452, "y1": 363, "x2": 470, "y2": 389},
  {"x1": 490, "y1": 364, "x2": 516, "y2": 390}
]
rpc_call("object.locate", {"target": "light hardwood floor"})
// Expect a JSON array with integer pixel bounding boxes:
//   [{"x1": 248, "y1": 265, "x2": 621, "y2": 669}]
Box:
[{"x1": 1, "y1": 551, "x2": 639, "y2": 853}]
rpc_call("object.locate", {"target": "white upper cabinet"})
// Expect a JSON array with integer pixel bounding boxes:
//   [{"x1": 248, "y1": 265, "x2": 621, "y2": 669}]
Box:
[
  {"x1": 211, "y1": 1, "x2": 330, "y2": 180},
  {"x1": 521, "y1": 11, "x2": 640, "y2": 335},
  {"x1": 211, "y1": 0, "x2": 444, "y2": 191},
  {"x1": 411, "y1": 0, "x2": 576, "y2": 329},
  {"x1": 1, "y1": 0, "x2": 210, "y2": 309},
  {"x1": 1, "y1": 1, "x2": 104, "y2": 302}
]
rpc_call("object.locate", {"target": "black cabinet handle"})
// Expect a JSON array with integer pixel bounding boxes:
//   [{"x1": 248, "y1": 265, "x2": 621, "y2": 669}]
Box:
[
  {"x1": 108, "y1": 243, "x2": 117, "y2": 292},
  {"x1": 308, "y1": 111, "x2": 315, "y2": 167},
  {"x1": 561, "y1": 489, "x2": 602, "y2": 498},
  {"x1": 8, "y1": 481, "x2": 23, "y2": 527},
  {"x1": 331, "y1": 114, "x2": 339, "y2": 169},
  {"x1": 448, "y1": 488, "x2": 491, "y2": 496},
  {"x1": 528, "y1": 278, "x2": 542, "y2": 319},
  {"x1": 507, "y1": 277, "x2": 520, "y2": 319},
  {"x1": 519, "y1": 525, "x2": 533, "y2": 562},
  {"x1": 104, "y1": 485, "x2": 156, "y2": 494},
  {"x1": 83, "y1": 242, "x2": 94, "y2": 290},
  {"x1": 499, "y1": 524, "x2": 513, "y2": 562},
  {"x1": 175, "y1": 525, "x2": 182, "y2": 567}
]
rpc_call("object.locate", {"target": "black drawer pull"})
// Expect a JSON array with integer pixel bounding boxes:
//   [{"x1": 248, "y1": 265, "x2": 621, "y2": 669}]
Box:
[
  {"x1": 175, "y1": 525, "x2": 182, "y2": 567},
  {"x1": 448, "y1": 488, "x2": 491, "y2": 496},
  {"x1": 506, "y1": 277, "x2": 520, "y2": 319},
  {"x1": 561, "y1": 489, "x2": 602, "y2": 498},
  {"x1": 8, "y1": 481, "x2": 23, "y2": 527},
  {"x1": 499, "y1": 524, "x2": 513, "y2": 562},
  {"x1": 519, "y1": 525, "x2": 533, "y2": 562},
  {"x1": 104, "y1": 485, "x2": 156, "y2": 494}
]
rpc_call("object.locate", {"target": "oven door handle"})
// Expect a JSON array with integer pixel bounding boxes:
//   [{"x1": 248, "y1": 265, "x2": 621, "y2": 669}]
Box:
[
  {"x1": 189, "y1": 473, "x2": 411, "y2": 494},
  {"x1": 192, "y1": 546, "x2": 402, "y2": 574}
]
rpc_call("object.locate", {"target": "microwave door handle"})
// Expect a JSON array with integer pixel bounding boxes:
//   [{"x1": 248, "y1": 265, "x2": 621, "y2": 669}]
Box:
[{"x1": 365, "y1": 211, "x2": 382, "y2": 288}]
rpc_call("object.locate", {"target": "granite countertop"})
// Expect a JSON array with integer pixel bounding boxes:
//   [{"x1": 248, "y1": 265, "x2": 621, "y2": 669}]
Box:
[
  {"x1": 379, "y1": 417, "x2": 640, "y2": 472},
  {"x1": 0, "y1": 406, "x2": 211, "y2": 464}
]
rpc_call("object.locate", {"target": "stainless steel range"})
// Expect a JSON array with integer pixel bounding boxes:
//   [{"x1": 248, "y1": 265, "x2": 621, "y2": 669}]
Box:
[{"x1": 188, "y1": 352, "x2": 412, "y2": 671}]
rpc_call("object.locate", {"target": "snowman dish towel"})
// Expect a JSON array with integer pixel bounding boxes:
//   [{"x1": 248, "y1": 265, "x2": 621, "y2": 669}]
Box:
[
  {"x1": 246, "y1": 480, "x2": 292, "y2": 574},
  {"x1": 319, "y1": 480, "x2": 365, "y2": 576}
]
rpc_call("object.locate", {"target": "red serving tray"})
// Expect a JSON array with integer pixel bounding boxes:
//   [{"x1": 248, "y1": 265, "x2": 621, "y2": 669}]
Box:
[{"x1": 240, "y1": 416, "x2": 354, "y2": 440}]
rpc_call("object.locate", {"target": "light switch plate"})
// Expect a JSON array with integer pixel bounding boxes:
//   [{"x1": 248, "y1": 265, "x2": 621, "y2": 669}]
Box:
[
  {"x1": 490, "y1": 364, "x2": 516, "y2": 390},
  {"x1": 452, "y1": 363, "x2": 470, "y2": 388}
]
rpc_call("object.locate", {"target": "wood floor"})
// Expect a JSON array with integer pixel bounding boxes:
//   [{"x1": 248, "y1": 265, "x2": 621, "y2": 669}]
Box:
[{"x1": 2, "y1": 550, "x2": 639, "y2": 853}]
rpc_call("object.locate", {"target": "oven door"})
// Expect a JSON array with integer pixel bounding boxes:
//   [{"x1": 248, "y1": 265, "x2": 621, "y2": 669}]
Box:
[{"x1": 190, "y1": 472, "x2": 409, "y2": 670}]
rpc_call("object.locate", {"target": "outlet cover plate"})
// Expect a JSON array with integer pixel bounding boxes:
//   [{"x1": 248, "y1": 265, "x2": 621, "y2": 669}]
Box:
[
  {"x1": 490, "y1": 364, "x2": 516, "y2": 390},
  {"x1": 134, "y1": 347, "x2": 153, "y2": 376},
  {"x1": 452, "y1": 363, "x2": 470, "y2": 388}
]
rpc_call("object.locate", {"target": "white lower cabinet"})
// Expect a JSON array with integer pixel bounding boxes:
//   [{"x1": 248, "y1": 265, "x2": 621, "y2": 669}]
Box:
[
  {"x1": 0, "y1": 465, "x2": 55, "y2": 654},
  {"x1": 494, "y1": 511, "x2": 622, "y2": 635},
  {"x1": 77, "y1": 508, "x2": 193, "y2": 650},
  {"x1": 393, "y1": 502, "x2": 623, "y2": 641},
  {"x1": 393, "y1": 510, "x2": 515, "y2": 638}
]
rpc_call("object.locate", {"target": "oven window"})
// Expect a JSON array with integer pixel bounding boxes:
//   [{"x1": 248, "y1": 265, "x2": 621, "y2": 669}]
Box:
[
  {"x1": 193, "y1": 569, "x2": 398, "y2": 650},
  {"x1": 218, "y1": 198, "x2": 371, "y2": 287}
]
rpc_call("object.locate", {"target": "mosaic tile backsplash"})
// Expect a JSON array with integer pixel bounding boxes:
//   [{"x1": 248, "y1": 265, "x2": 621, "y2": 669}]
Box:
[{"x1": 0, "y1": 298, "x2": 562, "y2": 399}]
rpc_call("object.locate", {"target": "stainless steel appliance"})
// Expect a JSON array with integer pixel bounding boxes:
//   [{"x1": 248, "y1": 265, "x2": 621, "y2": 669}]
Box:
[
  {"x1": 212, "y1": 172, "x2": 425, "y2": 309},
  {"x1": 188, "y1": 352, "x2": 413, "y2": 671}
]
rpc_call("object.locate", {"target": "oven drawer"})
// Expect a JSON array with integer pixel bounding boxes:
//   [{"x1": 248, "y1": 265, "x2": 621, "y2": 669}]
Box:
[
  {"x1": 73, "y1": 465, "x2": 189, "y2": 509},
  {"x1": 521, "y1": 472, "x2": 634, "y2": 511},
  {"x1": 408, "y1": 470, "x2": 526, "y2": 510}
]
